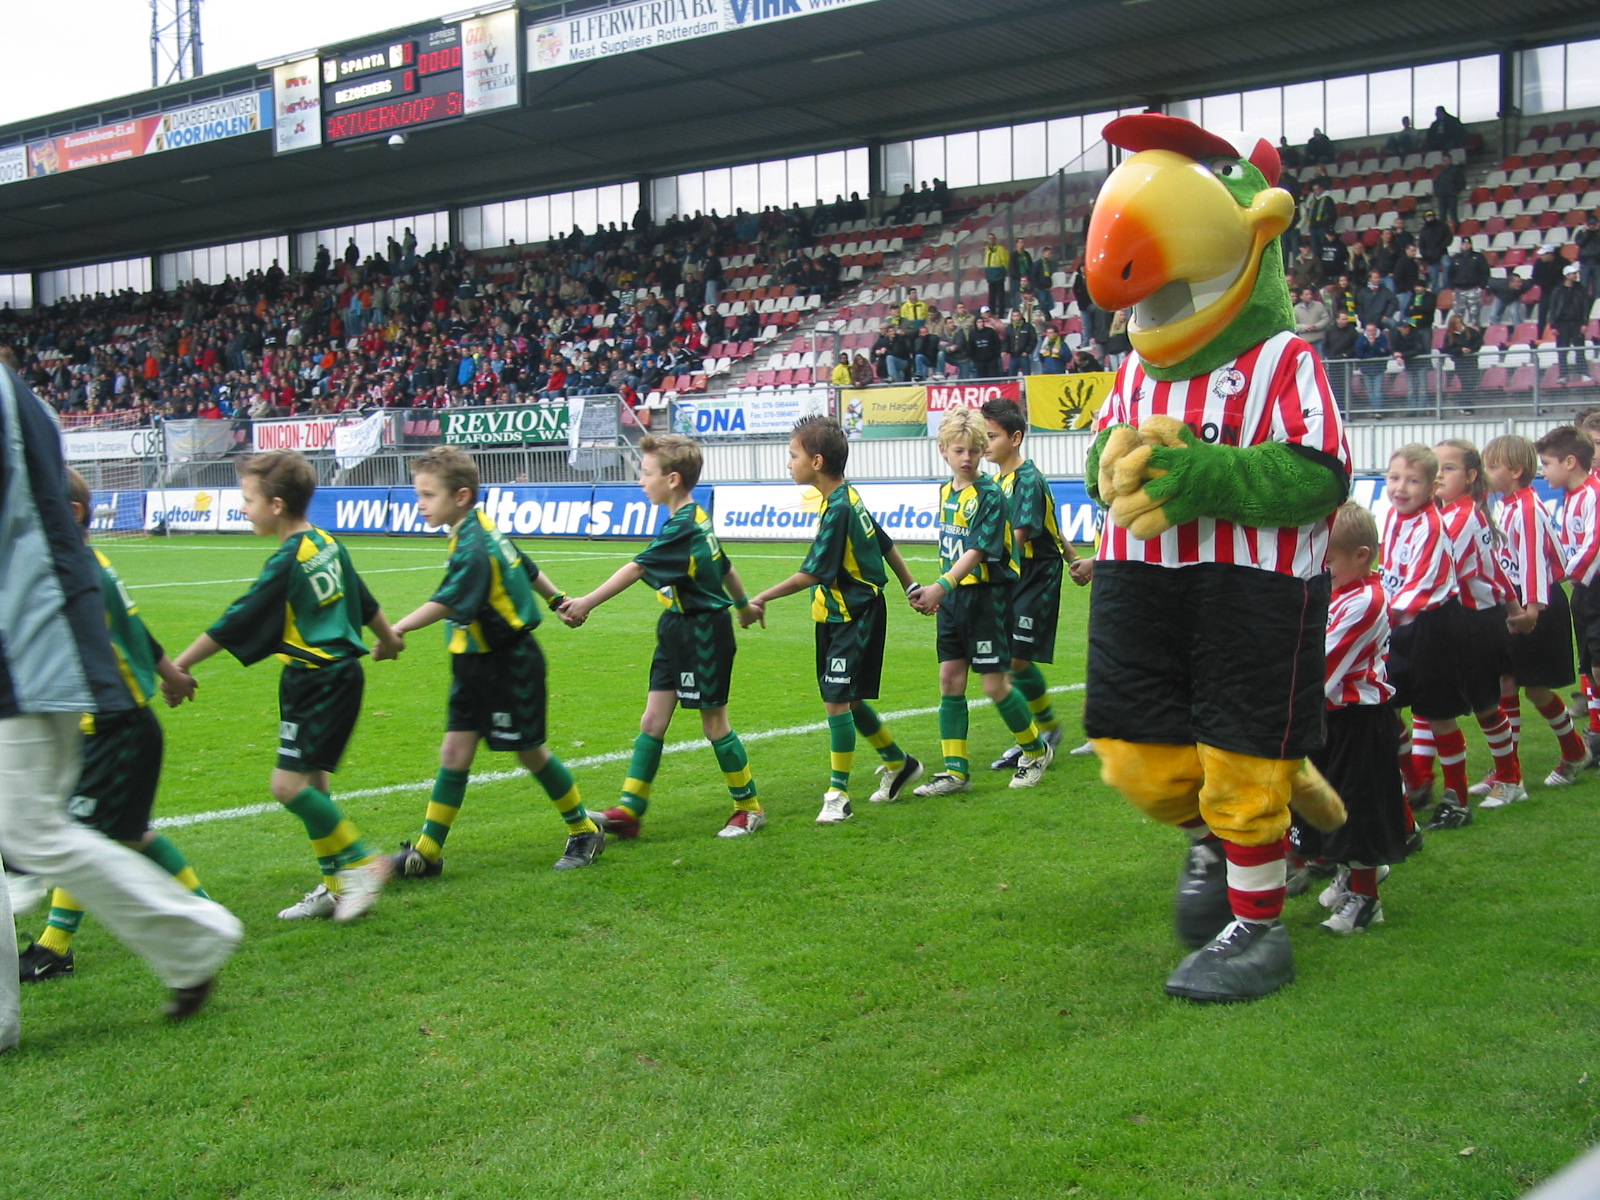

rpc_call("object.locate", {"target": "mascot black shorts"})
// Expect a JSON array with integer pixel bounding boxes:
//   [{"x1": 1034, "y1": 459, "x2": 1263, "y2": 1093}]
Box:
[{"x1": 1084, "y1": 560, "x2": 1330, "y2": 760}]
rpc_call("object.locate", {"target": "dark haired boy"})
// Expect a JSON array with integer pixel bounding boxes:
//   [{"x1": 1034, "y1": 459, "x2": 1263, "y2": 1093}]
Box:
[
  {"x1": 173, "y1": 450, "x2": 404, "y2": 921},
  {"x1": 980, "y1": 398, "x2": 1072, "y2": 773},
  {"x1": 743, "y1": 417, "x2": 923, "y2": 822},
  {"x1": 562, "y1": 434, "x2": 764, "y2": 838},
  {"x1": 387, "y1": 447, "x2": 604, "y2": 875},
  {"x1": 1537, "y1": 425, "x2": 1600, "y2": 768}
]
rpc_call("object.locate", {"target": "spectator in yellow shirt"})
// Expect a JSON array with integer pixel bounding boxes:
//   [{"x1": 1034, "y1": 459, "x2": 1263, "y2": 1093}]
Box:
[
  {"x1": 983, "y1": 234, "x2": 1010, "y2": 314},
  {"x1": 898, "y1": 288, "x2": 930, "y2": 334}
]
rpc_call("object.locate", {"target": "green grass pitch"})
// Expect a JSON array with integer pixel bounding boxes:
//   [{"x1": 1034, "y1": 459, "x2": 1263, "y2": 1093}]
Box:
[{"x1": 5, "y1": 534, "x2": 1598, "y2": 1200}]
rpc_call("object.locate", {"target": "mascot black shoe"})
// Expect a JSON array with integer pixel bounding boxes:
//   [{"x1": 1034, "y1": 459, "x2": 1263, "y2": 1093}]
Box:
[{"x1": 1081, "y1": 115, "x2": 1352, "y2": 1003}]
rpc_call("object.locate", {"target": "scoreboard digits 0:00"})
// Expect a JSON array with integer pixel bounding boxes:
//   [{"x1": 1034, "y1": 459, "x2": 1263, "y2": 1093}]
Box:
[{"x1": 417, "y1": 46, "x2": 462, "y2": 75}]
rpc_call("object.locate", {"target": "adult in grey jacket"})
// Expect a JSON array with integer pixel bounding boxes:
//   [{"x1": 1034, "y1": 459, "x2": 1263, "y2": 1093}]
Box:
[{"x1": 0, "y1": 368, "x2": 240, "y2": 1050}]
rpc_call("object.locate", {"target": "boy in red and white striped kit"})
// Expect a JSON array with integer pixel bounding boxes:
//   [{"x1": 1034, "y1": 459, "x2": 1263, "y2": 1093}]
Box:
[
  {"x1": 1293, "y1": 502, "x2": 1411, "y2": 933},
  {"x1": 1380, "y1": 445, "x2": 1475, "y2": 829},
  {"x1": 1482, "y1": 434, "x2": 1588, "y2": 789},
  {"x1": 1570, "y1": 411, "x2": 1600, "y2": 733},
  {"x1": 1535, "y1": 425, "x2": 1600, "y2": 774}
]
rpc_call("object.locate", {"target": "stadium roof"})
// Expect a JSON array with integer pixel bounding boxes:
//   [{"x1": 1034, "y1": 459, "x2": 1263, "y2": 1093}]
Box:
[{"x1": 2, "y1": 0, "x2": 1597, "y2": 273}]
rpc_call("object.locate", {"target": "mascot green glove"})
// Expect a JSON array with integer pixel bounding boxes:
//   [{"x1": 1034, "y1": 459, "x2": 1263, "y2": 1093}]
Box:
[{"x1": 1081, "y1": 114, "x2": 1351, "y2": 1003}]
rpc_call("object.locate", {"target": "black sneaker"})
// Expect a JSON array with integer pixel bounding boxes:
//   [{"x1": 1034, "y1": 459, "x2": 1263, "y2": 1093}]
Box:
[
  {"x1": 18, "y1": 941, "x2": 75, "y2": 982},
  {"x1": 390, "y1": 841, "x2": 443, "y2": 879},
  {"x1": 1424, "y1": 792, "x2": 1472, "y2": 831},
  {"x1": 1404, "y1": 826, "x2": 1425, "y2": 857},
  {"x1": 164, "y1": 978, "x2": 215, "y2": 1021},
  {"x1": 1174, "y1": 840, "x2": 1233, "y2": 949},
  {"x1": 1165, "y1": 919, "x2": 1296, "y2": 1003},
  {"x1": 869, "y1": 755, "x2": 925, "y2": 802},
  {"x1": 554, "y1": 827, "x2": 605, "y2": 870},
  {"x1": 990, "y1": 745, "x2": 1024, "y2": 771}
]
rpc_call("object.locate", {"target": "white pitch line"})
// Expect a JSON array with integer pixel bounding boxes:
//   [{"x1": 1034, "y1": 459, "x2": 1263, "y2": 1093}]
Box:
[{"x1": 151, "y1": 683, "x2": 1086, "y2": 831}]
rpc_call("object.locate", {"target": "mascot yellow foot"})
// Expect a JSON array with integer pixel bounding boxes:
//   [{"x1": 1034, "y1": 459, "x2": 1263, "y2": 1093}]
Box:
[{"x1": 1097, "y1": 739, "x2": 1345, "y2": 1003}]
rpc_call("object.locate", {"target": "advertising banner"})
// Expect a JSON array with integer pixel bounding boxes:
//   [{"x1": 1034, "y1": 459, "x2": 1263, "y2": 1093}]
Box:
[
  {"x1": 528, "y1": 0, "x2": 882, "y2": 72},
  {"x1": 1025, "y1": 372, "x2": 1115, "y2": 432},
  {"x1": 0, "y1": 145, "x2": 25, "y2": 186},
  {"x1": 274, "y1": 60, "x2": 323, "y2": 154},
  {"x1": 712, "y1": 481, "x2": 943, "y2": 543},
  {"x1": 144, "y1": 487, "x2": 249, "y2": 532},
  {"x1": 672, "y1": 388, "x2": 827, "y2": 437},
  {"x1": 19, "y1": 92, "x2": 270, "y2": 182},
  {"x1": 165, "y1": 419, "x2": 238, "y2": 463},
  {"x1": 925, "y1": 379, "x2": 1021, "y2": 436},
  {"x1": 334, "y1": 410, "x2": 389, "y2": 469},
  {"x1": 441, "y1": 404, "x2": 569, "y2": 446},
  {"x1": 61, "y1": 425, "x2": 162, "y2": 462},
  {"x1": 461, "y1": 8, "x2": 520, "y2": 115},
  {"x1": 88, "y1": 491, "x2": 146, "y2": 533},
  {"x1": 841, "y1": 385, "x2": 925, "y2": 439},
  {"x1": 366, "y1": 483, "x2": 708, "y2": 538},
  {"x1": 252, "y1": 414, "x2": 388, "y2": 453}
]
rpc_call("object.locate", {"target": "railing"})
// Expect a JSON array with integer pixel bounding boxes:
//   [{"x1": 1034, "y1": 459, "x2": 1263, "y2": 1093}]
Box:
[{"x1": 1319, "y1": 352, "x2": 1599, "y2": 422}]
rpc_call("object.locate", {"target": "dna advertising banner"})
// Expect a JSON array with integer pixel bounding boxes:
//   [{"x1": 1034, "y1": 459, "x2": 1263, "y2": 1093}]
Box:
[
  {"x1": 1025, "y1": 372, "x2": 1115, "y2": 432},
  {"x1": 672, "y1": 388, "x2": 828, "y2": 437}
]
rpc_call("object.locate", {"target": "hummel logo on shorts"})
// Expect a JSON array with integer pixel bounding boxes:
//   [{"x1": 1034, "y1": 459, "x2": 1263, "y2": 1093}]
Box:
[
  {"x1": 830, "y1": 658, "x2": 847, "y2": 673},
  {"x1": 680, "y1": 672, "x2": 695, "y2": 688}
]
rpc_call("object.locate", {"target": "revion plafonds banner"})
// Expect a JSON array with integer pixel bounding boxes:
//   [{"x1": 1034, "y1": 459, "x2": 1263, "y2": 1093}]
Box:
[{"x1": 528, "y1": 0, "x2": 881, "y2": 71}]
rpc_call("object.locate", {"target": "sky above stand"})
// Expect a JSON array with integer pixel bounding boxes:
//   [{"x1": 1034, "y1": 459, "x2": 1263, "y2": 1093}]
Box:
[{"x1": 1, "y1": 0, "x2": 458, "y2": 126}]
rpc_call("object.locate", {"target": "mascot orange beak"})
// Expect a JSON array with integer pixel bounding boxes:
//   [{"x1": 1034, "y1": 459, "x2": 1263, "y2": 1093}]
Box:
[{"x1": 1084, "y1": 149, "x2": 1293, "y2": 368}]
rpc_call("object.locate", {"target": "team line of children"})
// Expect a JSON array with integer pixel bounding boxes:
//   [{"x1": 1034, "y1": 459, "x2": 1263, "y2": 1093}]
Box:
[
  {"x1": 17, "y1": 400, "x2": 1081, "y2": 980},
  {"x1": 1296, "y1": 416, "x2": 1600, "y2": 936}
]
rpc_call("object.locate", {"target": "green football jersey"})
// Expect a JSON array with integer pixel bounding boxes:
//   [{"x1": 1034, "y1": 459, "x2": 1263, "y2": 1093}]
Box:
[
  {"x1": 995, "y1": 460, "x2": 1065, "y2": 570},
  {"x1": 633, "y1": 503, "x2": 733, "y2": 613},
  {"x1": 799, "y1": 483, "x2": 893, "y2": 623},
  {"x1": 938, "y1": 473, "x2": 1014, "y2": 586},
  {"x1": 95, "y1": 547, "x2": 160, "y2": 709},
  {"x1": 208, "y1": 527, "x2": 377, "y2": 669},
  {"x1": 433, "y1": 509, "x2": 543, "y2": 654}
]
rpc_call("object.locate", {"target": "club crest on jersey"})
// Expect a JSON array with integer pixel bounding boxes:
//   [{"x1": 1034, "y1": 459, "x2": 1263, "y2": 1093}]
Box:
[
  {"x1": 1212, "y1": 367, "x2": 1246, "y2": 398},
  {"x1": 962, "y1": 499, "x2": 977, "y2": 518}
]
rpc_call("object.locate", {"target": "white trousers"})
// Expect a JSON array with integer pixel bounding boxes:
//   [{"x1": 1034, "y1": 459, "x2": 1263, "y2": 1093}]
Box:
[{"x1": 0, "y1": 713, "x2": 242, "y2": 1050}]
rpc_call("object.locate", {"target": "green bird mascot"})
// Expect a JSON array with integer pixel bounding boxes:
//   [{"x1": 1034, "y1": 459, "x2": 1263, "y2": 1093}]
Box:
[{"x1": 1082, "y1": 114, "x2": 1352, "y2": 1002}]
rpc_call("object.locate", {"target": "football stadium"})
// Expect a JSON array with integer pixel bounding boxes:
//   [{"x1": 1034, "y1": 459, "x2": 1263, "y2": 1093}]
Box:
[{"x1": 3, "y1": 1, "x2": 1600, "y2": 1196}]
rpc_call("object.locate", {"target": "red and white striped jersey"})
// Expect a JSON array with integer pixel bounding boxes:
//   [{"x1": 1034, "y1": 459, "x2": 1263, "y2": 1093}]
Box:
[
  {"x1": 1556, "y1": 476, "x2": 1600, "y2": 587},
  {"x1": 1439, "y1": 495, "x2": 1511, "y2": 610},
  {"x1": 1495, "y1": 486, "x2": 1566, "y2": 606},
  {"x1": 1326, "y1": 575, "x2": 1394, "y2": 707},
  {"x1": 1381, "y1": 503, "x2": 1457, "y2": 621},
  {"x1": 1093, "y1": 330, "x2": 1351, "y2": 579}
]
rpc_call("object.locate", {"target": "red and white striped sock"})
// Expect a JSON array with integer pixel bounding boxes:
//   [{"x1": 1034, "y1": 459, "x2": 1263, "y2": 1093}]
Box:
[
  {"x1": 1436, "y1": 726, "x2": 1470, "y2": 802},
  {"x1": 1584, "y1": 674, "x2": 1600, "y2": 733},
  {"x1": 1477, "y1": 709, "x2": 1522, "y2": 784},
  {"x1": 1224, "y1": 837, "x2": 1288, "y2": 924},
  {"x1": 1397, "y1": 720, "x2": 1427, "y2": 790},
  {"x1": 1348, "y1": 866, "x2": 1380, "y2": 898},
  {"x1": 1504, "y1": 692, "x2": 1522, "y2": 754},
  {"x1": 1410, "y1": 716, "x2": 1438, "y2": 787},
  {"x1": 1535, "y1": 694, "x2": 1586, "y2": 761}
]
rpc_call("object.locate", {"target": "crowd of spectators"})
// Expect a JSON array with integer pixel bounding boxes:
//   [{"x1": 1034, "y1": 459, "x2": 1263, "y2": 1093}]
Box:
[{"x1": 0, "y1": 195, "x2": 871, "y2": 428}]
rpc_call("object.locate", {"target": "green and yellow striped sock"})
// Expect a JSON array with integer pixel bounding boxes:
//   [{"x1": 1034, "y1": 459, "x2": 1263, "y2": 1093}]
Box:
[
  {"x1": 827, "y1": 711, "x2": 854, "y2": 793},
  {"x1": 938, "y1": 695, "x2": 970, "y2": 779},
  {"x1": 996, "y1": 688, "x2": 1045, "y2": 755},
  {"x1": 142, "y1": 835, "x2": 209, "y2": 898},
  {"x1": 620, "y1": 732, "x2": 664, "y2": 819},
  {"x1": 534, "y1": 755, "x2": 597, "y2": 834},
  {"x1": 416, "y1": 767, "x2": 469, "y2": 861},
  {"x1": 1011, "y1": 663, "x2": 1058, "y2": 732},
  {"x1": 853, "y1": 703, "x2": 906, "y2": 771},
  {"x1": 284, "y1": 786, "x2": 375, "y2": 892},
  {"x1": 38, "y1": 889, "x2": 84, "y2": 954},
  {"x1": 710, "y1": 730, "x2": 760, "y2": 811}
]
